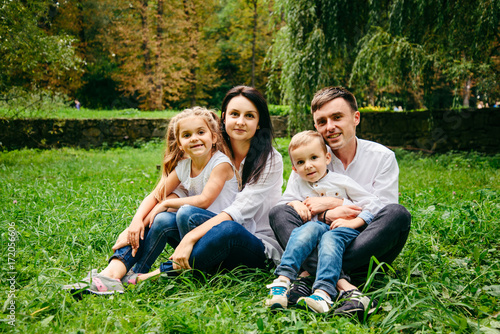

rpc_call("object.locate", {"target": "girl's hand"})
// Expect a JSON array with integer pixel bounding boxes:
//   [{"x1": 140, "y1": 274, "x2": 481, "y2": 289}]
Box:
[
  {"x1": 149, "y1": 201, "x2": 169, "y2": 227},
  {"x1": 169, "y1": 237, "x2": 194, "y2": 270},
  {"x1": 288, "y1": 201, "x2": 311, "y2": 222},
  {"x1": 112, "y1": 228, "x2": 130, "y2": 251},
  {"x1": 128, "y1": 219, "x2": 145, "y2": 256}
]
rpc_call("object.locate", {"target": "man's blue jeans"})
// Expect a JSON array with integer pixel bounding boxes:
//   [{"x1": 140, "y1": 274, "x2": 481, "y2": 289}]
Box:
[
  {"x1": 110, "y1": 211, "x2": 181, "y2": 274},
  {"x1": 275, "y1": 220, "x2": 360, "y2": 299}
]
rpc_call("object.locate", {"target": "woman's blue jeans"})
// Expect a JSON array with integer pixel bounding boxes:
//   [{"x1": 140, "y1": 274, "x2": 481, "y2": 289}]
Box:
[
  {"x1": 110, "y1": 212, "x2": 181, "y2": 274},
  {"x1": 275, "y1": 220, "x2": 360, "y2": 299},
  {"x1": 111, "y1": 205, "x2": 268, "y2": 275},
  {"x1": 160, "y1": 205, "x2": 269, "y2": 274}
]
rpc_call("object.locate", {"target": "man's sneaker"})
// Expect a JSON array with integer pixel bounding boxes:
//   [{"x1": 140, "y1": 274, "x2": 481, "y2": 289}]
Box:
[
  {"x1": 265, "y1": 278, "x2": 290, "y2": 310},
  {"x1": 297, "y1": 290, "x2": 333, "y2": 313},
  {"x1": 62, "y1": 269, "x2": 98, "y2": 292},
  {"x1": 86, "y1": 274, "x2": 125, "y2": 295},
  {"x1": 288, "y1": 275, "x2": 314, "y2": 306},
  {"x1": 333, "y1": 289, "x2": 377, "y2": 319}
]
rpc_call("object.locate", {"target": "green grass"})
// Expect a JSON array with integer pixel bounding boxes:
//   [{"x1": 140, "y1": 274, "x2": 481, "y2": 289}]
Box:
[{"x1": 1, "y1": 141, "x2": 499, "y2": 333}]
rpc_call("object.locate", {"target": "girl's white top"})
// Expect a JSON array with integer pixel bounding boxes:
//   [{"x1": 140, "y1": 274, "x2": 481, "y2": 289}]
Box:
[
  {"x1": 222, "y1": 148, "x2": 284, "y2": 265},
  {"x1": 175, "y1": 151, "x2": 238, "y2": 214}
]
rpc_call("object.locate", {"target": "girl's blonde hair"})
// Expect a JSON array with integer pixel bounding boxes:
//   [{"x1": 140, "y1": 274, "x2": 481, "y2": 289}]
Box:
[{"x1": 154, "y1": 107, "x2": 231, "y2": 201}]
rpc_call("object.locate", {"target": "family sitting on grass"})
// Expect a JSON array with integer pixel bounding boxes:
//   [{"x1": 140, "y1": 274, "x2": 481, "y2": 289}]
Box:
[{"x1": 64, "y1": 85, "x2": 411, "y2": 318}]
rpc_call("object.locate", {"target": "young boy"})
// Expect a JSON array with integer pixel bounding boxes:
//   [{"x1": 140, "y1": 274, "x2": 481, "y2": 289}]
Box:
[{"x1": 265, "y1": 131, "x2": 384, "y2": 313}]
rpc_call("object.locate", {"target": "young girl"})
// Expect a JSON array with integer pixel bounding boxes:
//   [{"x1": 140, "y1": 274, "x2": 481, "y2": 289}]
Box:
[{"x1": 63, "y1": 107, "x2": 238, "y2": 294}]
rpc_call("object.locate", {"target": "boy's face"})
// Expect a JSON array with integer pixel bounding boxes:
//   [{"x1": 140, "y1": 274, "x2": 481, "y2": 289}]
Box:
[{"x1": 291, "y1": 140, "x2": 331, "y2": 183}]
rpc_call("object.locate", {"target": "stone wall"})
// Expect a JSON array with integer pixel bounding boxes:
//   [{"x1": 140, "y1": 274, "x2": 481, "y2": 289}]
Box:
[{"x1": 1, "y1": 109, "x2": 498, "y2": 153}]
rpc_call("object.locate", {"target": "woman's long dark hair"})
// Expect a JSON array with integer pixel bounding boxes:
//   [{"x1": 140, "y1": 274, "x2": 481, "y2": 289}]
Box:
[{"x1": 220, "y1": 86, "x2": 274, "y2": 188}]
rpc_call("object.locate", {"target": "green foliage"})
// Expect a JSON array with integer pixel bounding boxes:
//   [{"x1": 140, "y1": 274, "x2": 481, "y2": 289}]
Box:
[
  {"x1": 1, "y1": 143, "x2": 499, "y2": 332},
  {"x1": 0, "y1": 0, "x2": 83, "y2": 96},
  {"x1": 270, "y1": 0, "x2": 500, "y2": 127}
]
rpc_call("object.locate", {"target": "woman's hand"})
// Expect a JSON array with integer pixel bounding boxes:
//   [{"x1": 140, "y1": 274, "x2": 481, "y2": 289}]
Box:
[
  {"x1": 169, "y1": 237, "x2": 195, "y2": 270},
  {"x1": 112, "y1": 228, "x2": 130, "y2": 251},
  {"x1": 288, "y1": 201, "x2": 311, "y2": 222}
]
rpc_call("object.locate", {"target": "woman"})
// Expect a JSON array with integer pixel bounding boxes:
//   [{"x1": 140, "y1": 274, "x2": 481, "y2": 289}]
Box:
[{"x1": 64, "y1": 86, "x2": 283, "y2": 293}]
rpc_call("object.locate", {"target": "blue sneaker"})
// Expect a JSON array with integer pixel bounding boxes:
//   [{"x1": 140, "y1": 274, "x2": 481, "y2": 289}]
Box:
[
  {"x1": 265, "y1": 278, "x2": 290, "y2": 310},
  {"x1": 297, "y1": 290, "x2": 333, "y2": 313}
]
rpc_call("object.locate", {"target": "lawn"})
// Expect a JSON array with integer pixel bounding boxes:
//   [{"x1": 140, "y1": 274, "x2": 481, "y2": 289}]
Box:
[{"x1": 1, "y1": 140, "x2": 499, "y2": 333}]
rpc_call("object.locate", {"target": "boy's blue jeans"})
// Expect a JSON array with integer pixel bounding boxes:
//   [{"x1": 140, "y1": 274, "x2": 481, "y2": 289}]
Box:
[
  {"x1": 111, "y1": 205, "x2": 268, "y2": 274},
  {"x1": 274, "y1": 220, "x2": 360, "y2": 299}
]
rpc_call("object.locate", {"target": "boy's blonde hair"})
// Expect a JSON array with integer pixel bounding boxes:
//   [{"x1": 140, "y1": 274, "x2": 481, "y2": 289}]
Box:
[
  {"x1": 154, "y1": 107, "x2": 231, "y2": 201},
  {"x1": 288, "y1": 130, "x2": 327, "y2": 165}
]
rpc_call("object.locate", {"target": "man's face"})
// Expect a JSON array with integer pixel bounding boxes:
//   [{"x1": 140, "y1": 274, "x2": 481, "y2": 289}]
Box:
[
  {"x1": 313, "y1": 98, "x2": 360, "y2": 153},
  {"x1": 291, "y1": 139, "x2": 331, "y2": 183}
]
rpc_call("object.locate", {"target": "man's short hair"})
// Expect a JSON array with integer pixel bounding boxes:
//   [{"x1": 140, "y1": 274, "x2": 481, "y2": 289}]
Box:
[
  {"x1": 311, "y1": 86, "x2": 358, "y2": 114},
  {"x1": 288, "y1": 130, "x2": 327, "y2": 164}
]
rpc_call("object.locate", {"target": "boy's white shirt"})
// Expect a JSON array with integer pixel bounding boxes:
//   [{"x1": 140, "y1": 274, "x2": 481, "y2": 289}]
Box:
[
  {"x1": 283, "y1": 137, "x2": 399, "y2": 208},
  {"x1": 278, "y1": 169, "x2": 384, "y2": 224}
]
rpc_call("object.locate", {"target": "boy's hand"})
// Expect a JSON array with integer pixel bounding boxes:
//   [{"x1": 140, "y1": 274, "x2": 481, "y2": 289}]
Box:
[
  {"x1": 303, "y1": 197, "x2": 343, "y2": 215},
  {"x1": 330, "y1": 217, "x2": 364, "y2": 230},
  {"x1": 288, "y1": 201, "x2": 311, "y2": 222}
]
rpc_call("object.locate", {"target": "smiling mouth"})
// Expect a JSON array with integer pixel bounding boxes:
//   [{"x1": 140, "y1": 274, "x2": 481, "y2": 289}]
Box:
[
  {"x1": 327, "y1": 133, "x2": 341, "y2": 139},
  {"x1": 191, "y1": 144, "x2": 204, "y2": 149}
]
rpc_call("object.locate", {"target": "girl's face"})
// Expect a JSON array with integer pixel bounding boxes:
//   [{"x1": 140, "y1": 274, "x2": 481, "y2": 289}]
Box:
[
  {"x1": 224, "y1": 95, "x2": 260, "y2": 144},
  {"x1": 177, "y1": 117, "x2": 216, "y2": 159}
]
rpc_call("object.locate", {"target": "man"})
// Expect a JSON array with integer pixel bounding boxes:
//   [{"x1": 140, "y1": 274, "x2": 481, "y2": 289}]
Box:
[{"x1": 270, "y1": 86, "x2": 411, "y2": 317}]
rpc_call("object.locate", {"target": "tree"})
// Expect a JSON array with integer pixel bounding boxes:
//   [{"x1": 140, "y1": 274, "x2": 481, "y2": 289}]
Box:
[
  {"x1": 270, "y1": 0, "x2": 500, "y2": 130},
  {"x1": 0, "y1": 0, "x2": 82, "y2": 99}
]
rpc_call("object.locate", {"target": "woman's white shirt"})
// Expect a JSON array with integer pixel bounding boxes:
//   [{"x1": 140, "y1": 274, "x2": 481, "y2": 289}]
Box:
[{"x1": 222, "y1": 147, "x2": 284, "y2": 264}]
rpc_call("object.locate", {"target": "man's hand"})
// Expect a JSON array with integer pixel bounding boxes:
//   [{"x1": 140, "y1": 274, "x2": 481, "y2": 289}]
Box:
[
  {"x1": 303, "y1": 197, "x2": 343, "y2": 215},
  {"x1": 330, "y1": 217, "x2": 364, "y2": 230},
  {"x1": 288, "y1": 201, "x2": 311, "y2": 222},
  {"x1": 324, "y1": 205, "x2": 362, "y2": 223}
]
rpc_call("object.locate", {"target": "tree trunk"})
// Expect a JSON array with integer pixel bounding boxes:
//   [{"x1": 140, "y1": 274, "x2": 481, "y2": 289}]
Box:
[
  {"x1": 463, "y1": 76, "x2": 471, "y2": 108},
  {"x1": 140, "y1": 0, "x2": 152, "y2": 109},
  {"x1": 153, "y1": 0, "x2": 165, "y2": 110},
  {"x1": 183, "y1": 0, "x2": 198, "y2": 107},
  {"x1": 251, "y1": 0, "x2": 257, "y2": 87}
]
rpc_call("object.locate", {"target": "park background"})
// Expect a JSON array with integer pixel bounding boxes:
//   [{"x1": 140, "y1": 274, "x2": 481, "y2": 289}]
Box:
[{"x1": 1, "y1": 0, "x2": 500, "y2": 333}]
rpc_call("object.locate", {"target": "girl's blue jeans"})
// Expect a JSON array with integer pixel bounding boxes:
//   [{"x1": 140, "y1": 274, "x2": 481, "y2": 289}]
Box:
[
  {"x1": 110, "y1": 205, "x2": 268, "y2": 275},
  {"x1": 274, "y1": 220, "x2": 360, "y2": 299}
]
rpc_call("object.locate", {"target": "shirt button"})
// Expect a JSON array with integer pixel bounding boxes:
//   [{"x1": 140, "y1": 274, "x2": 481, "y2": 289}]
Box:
[{"x1": 320, "y1": 193, "x2": 324, "y2": 196}]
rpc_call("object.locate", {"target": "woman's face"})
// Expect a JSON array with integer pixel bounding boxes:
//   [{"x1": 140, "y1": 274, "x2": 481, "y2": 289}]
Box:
[{"x1": 224, "y1": 95, "x2": 260, "y2": 144}]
